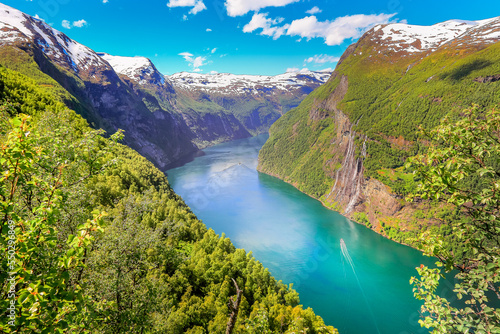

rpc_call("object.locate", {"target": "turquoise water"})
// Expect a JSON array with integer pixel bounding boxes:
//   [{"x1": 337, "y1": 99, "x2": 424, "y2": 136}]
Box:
[{"x1": 167, "y1": 134, "x2": 456, "y2": 334}]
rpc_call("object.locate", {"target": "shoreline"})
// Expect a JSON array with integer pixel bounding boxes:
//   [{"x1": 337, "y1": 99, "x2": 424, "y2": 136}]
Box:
[{"x1": 256, "y1": 165, "x2": 422, "y2": 252}]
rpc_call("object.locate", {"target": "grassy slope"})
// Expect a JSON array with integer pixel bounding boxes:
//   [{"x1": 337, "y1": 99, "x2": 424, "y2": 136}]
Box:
[{"x1": 259, "y1": 39, "x2": 500, "y2": 242}]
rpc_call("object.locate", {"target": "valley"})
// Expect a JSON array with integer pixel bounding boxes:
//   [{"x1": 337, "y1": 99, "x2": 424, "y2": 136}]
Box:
[
  {"x1": 258, "y1": 17, "x2": 500, "y2": 245},
  {"x1": 0, "y1": 5, "x2": 330, "y2": 169},
  {"x1": 0, "y1": 1, "x2": 499, "y2": 333},
  {"x1": 166, "y1": 134, "x2": 447, "y2": 334}
]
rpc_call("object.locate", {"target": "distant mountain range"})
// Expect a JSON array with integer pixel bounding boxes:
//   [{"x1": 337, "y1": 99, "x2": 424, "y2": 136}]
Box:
[
  {"x1": 258, "y1": 16, "x2": 500, "y2": 241},
  {"x1": 167, "y1": 70, "x2": 331, "y2": 95},
  {"x1": 0, "y1": 3, "x2": 331, "y2": 168}
]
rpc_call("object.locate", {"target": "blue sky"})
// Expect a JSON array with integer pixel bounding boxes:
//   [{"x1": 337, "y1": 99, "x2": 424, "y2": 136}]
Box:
[{"x1": 4, "y1": 0, "x2": 500, "y2": 75}]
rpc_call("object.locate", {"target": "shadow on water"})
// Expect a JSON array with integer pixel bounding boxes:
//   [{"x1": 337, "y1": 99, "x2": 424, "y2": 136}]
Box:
[{"x1": 165, "y1": 150, "x2": 206, "y2": 171}]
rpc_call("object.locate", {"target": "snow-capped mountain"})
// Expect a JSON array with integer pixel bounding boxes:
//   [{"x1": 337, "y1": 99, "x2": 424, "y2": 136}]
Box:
[
  {"x1": 99, "y1": 53, "x2": 331, "y2": 97},
  {"x1": 98, "y1": 53, "x2": 168, "y2": 86},
  {"x1": 0, "y1": 2, "x2": 331, "y2": 167},
  {"x1": 372, "y1": 17, "x2": 500, "y2": 53},
  {"x1": 167, "y1": 70, "x2": 332, "y2": 95},
  {"x1": 0, "y1": 3, "x2": 198, "y2": 168},
  {"x1": 101, "y1": 54, "x2": 332, "y2": 139},
  {"x1": 0, "y1": 3, "x2": 110, "y2": 77}
]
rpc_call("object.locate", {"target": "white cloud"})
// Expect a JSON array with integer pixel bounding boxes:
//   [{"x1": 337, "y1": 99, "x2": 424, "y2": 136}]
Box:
[
  {"x1": 287, "y1": 13, "x2": 396, "y2": 45},
  {"x1": 210, "y1": 70, "x2": 218, "y2": 75},
  {"x1": 243, "y1": 13, "x2": 289, "y2": 40},
  {"x1": 103, "y1": 0, "x2": 109, "y2": 3},
  {"x1": 62, "y1": 19, "x2": 88, "y2": 29},
  {"x1": 286, "y1": 67, "x2": 311, "y2": 73},
  {"x1": 192, "y1": 57, "x2": 206, "y2": 68},
  {"x1": 179, "y1": 52, "x2": 193, "y2": 58},
  {"x1": 190, "y1": 1, "x2": 206, "y2": 14},
  {"x1": 306, "y1": 6, "x2": 321, "y2": 15},
  {"x1": 179, "y1": 52, "x2": 207, "y2": 72},
  {"x1": 62, "y1": 20, "x2": 71, "y2": 29},
  {"x1": 168, "y1": 0, "x2": 196, "y2": 6},
  {"x1": 241, "y1": 12, "x2": 397, "y2": 45},
  {"x1": 225, "y1": 0, "x2": 300, "y2": 17},
  {"x1": 33, "y1": 14, "x2": 44, "y2": 21},
  {"x1": 73, "y1": 19, "x2": 88, "y2": 28},
  {"x1": 206, "y1": 28, "x2": 212, "y2": 32},
  {"x1": 304, "y1": 54, "x2": 340, "y2": 64},
  {"x1": 167, "y1": 0, "x2": 206, "y2": 15},
  {"x1": 211, "y1": 48, "x2": 217, "y2": 53}
]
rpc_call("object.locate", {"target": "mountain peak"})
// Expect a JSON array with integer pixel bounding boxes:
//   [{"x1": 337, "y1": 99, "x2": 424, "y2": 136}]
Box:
[
  {"x1": 98, "y1": 53, "x2": 166, "y2": 86},
  {"x1": 167, "y1": 70, "x2": 332, "y2": 95},
  {"x1": 0, "y1": 3, "x2": 109, "y2": 76},
  {"x1": 372, "y1": 16, "x2": 500, "y2": 54}
]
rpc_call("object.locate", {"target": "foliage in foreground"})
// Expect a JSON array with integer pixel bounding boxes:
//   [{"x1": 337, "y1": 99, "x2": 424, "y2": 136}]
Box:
[
  {"x1": 0, "y1": 65, "x2": 337, "y2": 333},
  {"x1": 407, "y1": 106, "x2": 500, "y2": 333}
]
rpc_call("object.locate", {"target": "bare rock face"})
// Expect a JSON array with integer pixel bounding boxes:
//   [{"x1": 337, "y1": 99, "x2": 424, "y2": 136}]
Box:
[
  {"x1": 314, "y1": 81, "x2": 404, "y2": 225},
  {"x1": 474, "y1": 74, "x2": 500, "y2": 83},
  {"x1": 0, "y1": 3, "x2": 329, "y2": 169},
  {"x1": 361, "y1": 179, "x2": 403, "y2": 229},
  {"x1": 311, "y1": 74, "x2": 366, "y2": 214},
  {"x1": 0, "y1": 3, "x2": 198, "y2": 169}
]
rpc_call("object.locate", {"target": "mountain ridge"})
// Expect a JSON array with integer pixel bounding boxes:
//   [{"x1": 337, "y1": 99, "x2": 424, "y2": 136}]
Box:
[
  {"x1": 0, "y1": 2, "x2": 330, "y2": 169},
  {"x1": 168, "y1": 70, "x2": 332, "y2": 95},
  {"x1": 373, "y1": 17, "x2": 500, "y2": 54},
  {"x1": 258, "y1": 15, "x2": 500, "y2": 244}
]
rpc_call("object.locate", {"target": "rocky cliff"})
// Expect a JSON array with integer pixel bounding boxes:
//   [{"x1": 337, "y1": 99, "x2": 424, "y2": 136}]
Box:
[
  {"x1": 0, "y1": 3, "x2": 197, "y2": 169},
  {"x1": 169, "y1": 70, "x2": 331, "y2": 137},
  {"x1": 258, "y1": 17, "x2": 500, "y2": 241},
  {"x1": 100, "y1": 54, "x2": 331, "y2": 151},
  {"x1": 0, "y1": 3, "x2": 330, "y2": 169}
]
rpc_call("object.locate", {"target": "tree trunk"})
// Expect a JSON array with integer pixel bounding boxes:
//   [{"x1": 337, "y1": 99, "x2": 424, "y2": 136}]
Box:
[{"x1": 225, "y1": 278, "x2": 243, "y2": 334}]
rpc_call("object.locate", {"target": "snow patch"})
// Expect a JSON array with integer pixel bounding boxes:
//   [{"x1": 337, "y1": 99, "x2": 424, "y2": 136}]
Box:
[
  {"x1": 99, "y1": 53, "x2": 165, "y2": 85},
  {"x1": 167, "y1": 71, "x2": 331, "y2": 95},
  {"x1": 379, "y1": 17, "x2": 500, "y2": 52},
  {"x1": 0, "y1": 3, "x2": 108, "y2": 73}
]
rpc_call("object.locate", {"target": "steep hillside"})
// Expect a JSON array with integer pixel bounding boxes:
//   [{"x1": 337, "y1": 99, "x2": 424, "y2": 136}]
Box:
[
  {"x1": 0, "y1": 3, "x2": 198, "y2": 169},
  {"x1": 169, "y1": 71, "x2": 331, "y2": 139},
  {"x1": 258, "y1": 17, "x2": 500, "y2": 242},
  {"x1": 0, "y1": 3, "x2": 328, "y2": 169},
  {"x1": 0, "y1": 56, "x2": 337, "y2": 333}
]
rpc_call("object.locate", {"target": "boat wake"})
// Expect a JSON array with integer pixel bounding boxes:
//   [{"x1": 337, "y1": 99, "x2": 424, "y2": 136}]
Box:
[{"x1": 340, "y1": 238, "x2": 381, "y2": 334}]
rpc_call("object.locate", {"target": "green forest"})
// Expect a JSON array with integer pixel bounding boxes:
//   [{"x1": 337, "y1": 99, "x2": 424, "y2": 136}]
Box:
[
  {"x1": 257, "y1": 31, "x2": 500, "y2": 333},
  {"x1": 0, "y1": 65, "x2": 337, "y2": 333},
  {"x1": 258, "y1": 38, "x2": 500, "y2": 237}
]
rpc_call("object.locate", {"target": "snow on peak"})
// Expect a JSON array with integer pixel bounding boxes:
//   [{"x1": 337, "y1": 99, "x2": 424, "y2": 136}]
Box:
[
  {"x1": 378, "y1": 16, "x2": 500, "y2": 53},
  {"x1": 0, "y1": 3, "x2": 32, "y2": 42},
  {"x1": 98, "y1": 53, "x2": 165, "y2": 85},
  {"x1": 0, "y1": 3, "x2": 109, "y2": 73},
  {"x1": 167, "y1": 70, "x2": 331, "y2": 95}
]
